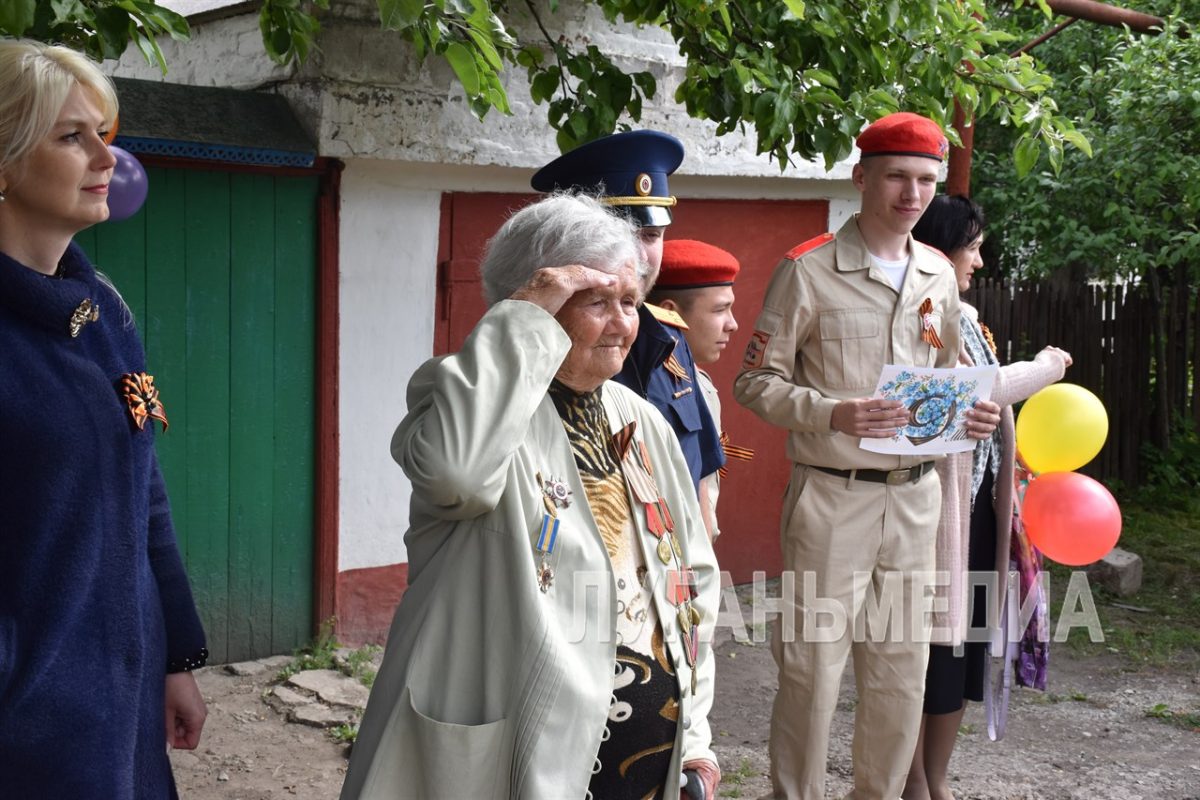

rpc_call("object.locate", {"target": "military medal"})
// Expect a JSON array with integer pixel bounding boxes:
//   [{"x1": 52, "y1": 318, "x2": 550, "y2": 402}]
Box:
[
  {"x1": 670, "y1": 569, "x2": 701, "y2": 692},
  {"x1": 536, "y1": 558, "x2": 555, "y2": 593},
  {"x1": 534, "y1": 512, "x2": 560, "y2": 592},
  {"x1": 657, "y1": 535, "x2": 673, "y2": 565},
  {"x1": 533, "y1": 472, "x2": 565, "y2": 593},
  {"x1": 542, "y1": 474, "x2": 573, "y2": 510},
  {"x1": 918, "y1": 297, "x2": 944, "y2": 349},
  {"x1": 613, "y1": 419, "x2": 701, "y2": 692}
]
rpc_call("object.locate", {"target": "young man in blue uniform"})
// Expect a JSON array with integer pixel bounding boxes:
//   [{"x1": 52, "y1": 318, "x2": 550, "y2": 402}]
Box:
[{"x1": 532, "y1": 130, "x2": 725, "y2": 489}]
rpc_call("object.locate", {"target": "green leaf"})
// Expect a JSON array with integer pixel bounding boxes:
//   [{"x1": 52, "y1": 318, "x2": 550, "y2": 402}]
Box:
[
  {"x1": 1046, "y1": 140, "x2": 1063, "y2": 175},
  {"x1": 530, "y1": 69, "x2": 559, "y2": 104},
  {"x1": 633, "y1": 72, "x2": 656, "y2": 99},
  {"x1": 803, "y1": 68, "x2": 839, "y2": 89},
  {"x1": 0, "y1": 0, "x2": 36, "y2": 35},
  {"x1": 465, "y1": 27, "x2": 502, "y2": 71},
  {"x1": 378, "y1": 0, "x2": 424, "y2": 30},
  {"x1": 1013, "y1": 135, "x2": 1040, "y2": 178},
  {"x1": 782, "y1": 0, "x2": 804, "y2": 20},
  {"x1": 48, "y1": 0, "x2": 85, "y2": 26},
  {"x1": 444, "y1": 41, "x2": 481, "y2": 96},
  {"x1": 1062, "y1": 129, "x2": 1093, "y2": 158}
]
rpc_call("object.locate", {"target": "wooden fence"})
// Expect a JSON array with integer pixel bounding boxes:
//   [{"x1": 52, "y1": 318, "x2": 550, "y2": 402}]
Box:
[{"x1": 964, "y1": 278, "x2": 1198, "y2": 487}]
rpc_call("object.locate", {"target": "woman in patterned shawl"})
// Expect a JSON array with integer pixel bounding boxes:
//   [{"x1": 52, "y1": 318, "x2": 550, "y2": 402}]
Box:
[
  {"x1": 903, "y1": 195, "x2": 1070, "y2": 800},
  {"x1": 341, "y1": 193, "x2": 721, "y2": 800}
]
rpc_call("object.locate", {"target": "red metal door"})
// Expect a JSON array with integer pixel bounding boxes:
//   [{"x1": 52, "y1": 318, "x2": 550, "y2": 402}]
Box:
[{"x1": 435, "y1": 192, "x2": 829, "y2": 583}]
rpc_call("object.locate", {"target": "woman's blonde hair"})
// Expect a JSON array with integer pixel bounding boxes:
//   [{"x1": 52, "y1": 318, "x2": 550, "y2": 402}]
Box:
[{"x1": 0, "y1": 38, "x2": 118, "y2": 172}]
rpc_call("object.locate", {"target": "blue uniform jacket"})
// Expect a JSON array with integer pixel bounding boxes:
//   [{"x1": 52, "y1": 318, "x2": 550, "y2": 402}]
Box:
[
  {"x1": 614, "y1": 304, "x2": 725, "y2": 487},
  {"x1": 0, "y1": 243, "x2": 206, "y2": 798}
]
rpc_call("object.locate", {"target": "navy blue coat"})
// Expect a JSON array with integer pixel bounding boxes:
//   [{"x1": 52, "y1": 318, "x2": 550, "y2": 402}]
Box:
[
  {"x1": 0, "y1": 244, "x2": 206, "y2": 798},
  {"x1": 614, "y1": 304, "x2": 725, "y2": 488}
]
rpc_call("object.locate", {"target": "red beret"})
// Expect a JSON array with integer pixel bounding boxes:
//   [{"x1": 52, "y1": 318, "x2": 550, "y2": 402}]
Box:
[
  {"x1": 657, "y1": 239, "x2": 740, "y2": 288},
  {"x1": 856, "y1": 112, "x2": 948, "y2": 161}
]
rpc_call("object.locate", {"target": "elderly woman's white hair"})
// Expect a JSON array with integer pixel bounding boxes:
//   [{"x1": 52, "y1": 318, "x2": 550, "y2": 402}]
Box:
[{"x1": 480, "y1": 193, "x2": 647, "y2": 306}]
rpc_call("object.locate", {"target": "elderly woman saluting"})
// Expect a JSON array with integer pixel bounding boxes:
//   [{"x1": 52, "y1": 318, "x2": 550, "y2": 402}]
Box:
[{"x1": 341, "y1": 194, "x2": 721, "y2": 800}]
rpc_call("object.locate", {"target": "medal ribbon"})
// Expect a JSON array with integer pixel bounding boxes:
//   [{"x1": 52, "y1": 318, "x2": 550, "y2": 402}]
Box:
[
  {"x1": 918, "y1": 298, "x2": 944, "y2": 349},
  {"x1": 717, "y1": 430, "x2": 754, "y2": 478}
]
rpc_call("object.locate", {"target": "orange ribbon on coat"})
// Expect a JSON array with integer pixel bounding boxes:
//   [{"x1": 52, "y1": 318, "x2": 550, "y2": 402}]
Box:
[
  {"x1": 918, "y1": 297, "x2": 944, "y2": 349},
  {"x1": 121, "y1": 372, "x2": 169, "y2": 432}
]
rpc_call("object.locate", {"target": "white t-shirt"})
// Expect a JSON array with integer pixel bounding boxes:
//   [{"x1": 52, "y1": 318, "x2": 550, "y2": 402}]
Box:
[{"x1": 871, "y1": 253, "x2": 910, "y2": 291}]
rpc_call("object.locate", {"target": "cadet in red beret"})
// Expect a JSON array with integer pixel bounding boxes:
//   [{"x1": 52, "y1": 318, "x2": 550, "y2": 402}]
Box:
[
  {"x1": 648, "y1": 240, "x2": 744, "y2": 542},
  {"x1": 733, "y1": 111, "x2": 1002, "y2": 799},
  {"x1": 649, "y1": 239, "x2": 739, "y2": 364},
  {"x1": 856, "y1": 110, "x2": 950, "y2": 161}
]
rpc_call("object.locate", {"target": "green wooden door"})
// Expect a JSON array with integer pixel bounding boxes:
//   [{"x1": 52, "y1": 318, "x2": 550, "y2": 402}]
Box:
[{"x1": 75, "y1": 167, "x2": 318, "y2": 663}]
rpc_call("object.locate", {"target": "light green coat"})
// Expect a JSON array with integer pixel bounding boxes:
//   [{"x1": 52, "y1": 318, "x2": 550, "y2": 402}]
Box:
[{"x1": 340, "y1": 300, "x2": 721, "y2": 800}]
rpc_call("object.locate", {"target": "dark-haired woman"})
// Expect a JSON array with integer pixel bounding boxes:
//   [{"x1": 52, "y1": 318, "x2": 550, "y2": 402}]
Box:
[{"x1": 903, "y1": 195, "x2": 1070, "y2": 800}]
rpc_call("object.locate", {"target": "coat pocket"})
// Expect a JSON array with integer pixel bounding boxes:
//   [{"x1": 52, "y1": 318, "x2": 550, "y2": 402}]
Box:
[
  {"x1": 666, "y1": 390, "x2": 702, "y2": 433},
  {"x1": 359, "y1": 686, "x2": 510, "y2": 799},
  {"x1": 818, "y1": 308, "x2": 881, "y2": 390}
]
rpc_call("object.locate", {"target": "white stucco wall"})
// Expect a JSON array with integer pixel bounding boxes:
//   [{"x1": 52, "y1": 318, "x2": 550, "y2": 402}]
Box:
[
  {"x1": 336, "y1": 161, "x2": 441, "y2": 570},
  {"x1": 106, "y1": 12, "x2": 290, "y2": 88}
]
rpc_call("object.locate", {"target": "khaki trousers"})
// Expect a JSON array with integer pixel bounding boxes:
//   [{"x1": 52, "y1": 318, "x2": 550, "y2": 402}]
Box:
[{"x1": 769, "y1": 464, "x2": 941, "y2": 800}]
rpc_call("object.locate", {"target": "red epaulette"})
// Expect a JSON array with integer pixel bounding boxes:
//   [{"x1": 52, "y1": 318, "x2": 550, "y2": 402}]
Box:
[{"x1": 785, "y1": 232, "x2": 835, "y2": 261}]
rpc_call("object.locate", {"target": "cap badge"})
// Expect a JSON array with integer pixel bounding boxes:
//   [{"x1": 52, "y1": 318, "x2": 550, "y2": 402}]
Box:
[{"x1": 635, "y1": 173, "x2": 653, "y2": 197}]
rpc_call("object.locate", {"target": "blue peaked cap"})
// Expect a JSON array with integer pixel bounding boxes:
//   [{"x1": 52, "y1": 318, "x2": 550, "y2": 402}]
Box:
[{"x1": 531, "y1": 130, "x2": 684, "y2": 227}]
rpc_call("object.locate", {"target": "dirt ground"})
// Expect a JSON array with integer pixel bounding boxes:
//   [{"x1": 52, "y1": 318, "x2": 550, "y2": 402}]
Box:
[{"x1": 172, "y1": 613, "x2": 1200, "y2": 800}]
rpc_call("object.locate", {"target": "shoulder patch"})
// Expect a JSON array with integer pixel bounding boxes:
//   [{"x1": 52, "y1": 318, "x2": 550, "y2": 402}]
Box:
[
  {"x1": 785, "y1": 232, "x2": 835, "y2": 261},
  {"x1": 645, "y1": 302, "x2": 689, "y2": 330}
]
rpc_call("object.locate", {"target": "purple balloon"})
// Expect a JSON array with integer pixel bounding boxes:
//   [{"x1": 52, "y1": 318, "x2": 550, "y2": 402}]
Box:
[{"x1": 106, "y1": 145, "x2": 149, "y2": 222}]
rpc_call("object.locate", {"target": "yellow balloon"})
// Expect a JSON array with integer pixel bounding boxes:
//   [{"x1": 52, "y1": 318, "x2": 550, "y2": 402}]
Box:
[{"x1": 1016, "y1": 383, "x2": 1108, "y2": 473}]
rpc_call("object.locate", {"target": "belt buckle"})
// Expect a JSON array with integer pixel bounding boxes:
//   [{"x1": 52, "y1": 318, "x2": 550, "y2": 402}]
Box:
[{"x1": 886, "y1": 468, "x2": 912, "y2": 485}]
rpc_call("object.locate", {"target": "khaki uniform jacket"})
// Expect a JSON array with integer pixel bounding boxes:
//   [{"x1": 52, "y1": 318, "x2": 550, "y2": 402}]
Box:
[
  {"x1": 734, "y1": 216, "x2": 962, "y2": 470},
  {"x1": 340, "y1": 300, "x2": 720, "y2": 800}
]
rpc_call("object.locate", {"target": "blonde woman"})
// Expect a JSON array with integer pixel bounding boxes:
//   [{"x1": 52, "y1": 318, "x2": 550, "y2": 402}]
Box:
[{"x1": 0, "y1": 39, "x2": 207, "y2": 797}]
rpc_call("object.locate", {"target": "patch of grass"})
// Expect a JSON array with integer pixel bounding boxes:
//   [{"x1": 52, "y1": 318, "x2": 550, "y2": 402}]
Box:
[
  {"x1": 959, "y1": 723, "x2": 977, "y2": 735},
  {"x1": 276, "y1": 618, "x2": 340, "y2": 682},
  {"x1": 719, "y1": 757, "x2": 756, "y2": 798},
  {"x1": 1044, "y1": 493, "x2": 1200, "y2": 669},
  {"x1": 331, "y1": 722, "x2": 360, "y2": 744},
  {"x1": 1145, "y1": 703, "x2": 1200, "y2": 732},
  {"x1": 276, "y1": 620, "x2": 382, "y2": 689},
  {"x1": 344, "y1": 644, "x2": 382, "y2": 689}
]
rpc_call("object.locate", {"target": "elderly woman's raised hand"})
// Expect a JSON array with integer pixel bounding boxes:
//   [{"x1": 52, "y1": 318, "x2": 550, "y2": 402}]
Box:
[{"x1": 509, "y1": 265, "x2": 618, "y2": 316}]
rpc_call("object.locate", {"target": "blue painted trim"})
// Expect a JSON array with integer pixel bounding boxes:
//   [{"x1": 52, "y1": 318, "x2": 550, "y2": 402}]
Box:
[{"x1": 114, "y1": 136, "x2": 316, "y2": 168}]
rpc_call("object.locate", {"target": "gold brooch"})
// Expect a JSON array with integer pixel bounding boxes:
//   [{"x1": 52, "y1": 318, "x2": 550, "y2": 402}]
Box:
[
  {"x1": 69, "y1": 299, "x2": 99, "y2": 338},
  {"x1": 120, "y1": 372, "x2": 169, "y2": 432}
]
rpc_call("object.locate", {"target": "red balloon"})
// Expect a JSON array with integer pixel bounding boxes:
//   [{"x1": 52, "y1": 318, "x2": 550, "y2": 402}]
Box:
[{"x1": 1022, "y1": 472, "x2": 1122, "y2": 566}]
